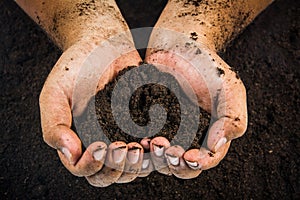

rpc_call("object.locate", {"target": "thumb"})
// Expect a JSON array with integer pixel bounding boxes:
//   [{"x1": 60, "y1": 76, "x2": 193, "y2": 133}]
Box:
[
  {"x1": 207, "y1": 61, "x2": 248, "y2": 152},
  {"x1": 45, "y1": 125, "x2": 82, "y2": 165},
  {"x1": 39, "y1": 74, "x2": 82, "y2": 165}
]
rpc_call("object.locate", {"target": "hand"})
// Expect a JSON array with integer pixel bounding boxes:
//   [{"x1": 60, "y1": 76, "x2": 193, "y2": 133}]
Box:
[
  {"x1": 16, "y1": 0, "x2": 148, "y2": 187},
  {"x1": 137, "y1": 0, "x2": 268, "y2": 180},
  {"x1": 39, "y1": 37, "x2": 145, "y2": 186},
  {"x1": 143, "y1": 31, "x2": 247, "y2": 179}
]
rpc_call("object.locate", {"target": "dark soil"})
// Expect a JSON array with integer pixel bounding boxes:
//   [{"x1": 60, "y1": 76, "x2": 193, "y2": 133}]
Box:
[
  {"x1": 1, "y1": 0, "x2": 299, "y2": 199},
  {"x1": 75, "y1": 64, "x2": 210, "y2": 149}
]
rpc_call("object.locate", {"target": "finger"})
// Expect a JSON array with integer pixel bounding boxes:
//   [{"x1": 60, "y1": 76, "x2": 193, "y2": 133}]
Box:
[
  {"x1": 138, "y1": 153, "x2": 155, "y2": 177},
  {"x1": 165, "y1": 145, "x2": 202, "y2": 179},
  {"x1": 206, "y1": 116, "x2": 245, "y2": 153},
  {"x1": 116, "y1": 142, "x2": 144, "y2": 183},
  {"x1": 150, "y1": 137, "x2": 172, "y2": 176},
  {"x1": 39, "y1": 49, "x2": 85, "y2": 165},
  {"x1": 138, "y1": 138, "x2": 154, "y2": 177},
  {"x1": 140, "y1": 137, "x2": 151, "y2": 150},
  {"x1": 58, "y1": 141, "x2": 107, "y2": 177},
  {"x1": 183, "y1": 141, "x2": 231, "y2": 170},
  {"x1": 207, "y1": 68, "x2": 247, "y2": 152},
  {"x1": 43, "y1": 124, "x2": 82, "y2": 166},
  {"x1": 86, "y1": 141, "x2": 127, "y2": 187}
]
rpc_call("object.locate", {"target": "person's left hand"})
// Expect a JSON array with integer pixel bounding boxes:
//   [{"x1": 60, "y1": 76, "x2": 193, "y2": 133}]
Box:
[{"x1": 143, "y1": 42, "x2": 247, "y2": 179}]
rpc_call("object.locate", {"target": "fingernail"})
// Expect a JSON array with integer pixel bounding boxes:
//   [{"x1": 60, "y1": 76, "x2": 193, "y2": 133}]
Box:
[
  {"x1": 93, "y1": 147, "x2": 105, "y2": 161},
  {"x1": 214, "y1": 137, "x2": 227, "y2": 151},
  {"x1": 185, "y1": 160, "x2": 201, "y2": 170},
  {"x1": 61, "y1": 147, "x2": 73, "y2": 164},
  {"x1": 166, "y1": 154, "x2": 179, "y2": 166},
  {"x1": 153, "y1": 145, "x2": 164, "y2": 157},
  {"x1": 127, "y1": 148, "x2": 140, "y2": 164},
  {"x1": 113, "y1": 146, "x2": 127, "y2": 163},
  {"x1": 142, "y1": 159, "x2": 150, "y2": 169}
]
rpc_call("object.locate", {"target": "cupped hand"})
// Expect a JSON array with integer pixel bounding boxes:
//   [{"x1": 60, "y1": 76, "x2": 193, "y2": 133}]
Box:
[
  {"x1": 144, "y1": 33, "x2": 247, "y2": 179},
  {"x1": 39, "y1": 37, "x2": 144, "y2": 186}
]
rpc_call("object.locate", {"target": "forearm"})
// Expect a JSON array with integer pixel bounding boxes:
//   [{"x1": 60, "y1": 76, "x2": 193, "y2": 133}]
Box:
[
  {"x1": 151, "y1": 0, "x2": 274, "y2": 51},
  {"x1": 16, "y1": 0, "x2": 130, "y2": 51}
]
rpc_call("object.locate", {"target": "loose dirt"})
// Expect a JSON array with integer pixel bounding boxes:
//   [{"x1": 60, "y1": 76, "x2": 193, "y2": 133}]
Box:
[{"x1": 75, "y1": 64, "x2": 210, "y2": 150}]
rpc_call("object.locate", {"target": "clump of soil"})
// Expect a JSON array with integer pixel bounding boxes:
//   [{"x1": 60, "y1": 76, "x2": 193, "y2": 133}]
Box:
[{"x1": 74, "y1": 64, "x2": 211, "y2": 149}]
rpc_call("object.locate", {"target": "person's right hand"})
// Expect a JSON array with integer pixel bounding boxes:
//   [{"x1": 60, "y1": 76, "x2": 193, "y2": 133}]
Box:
[{"x1": 39, "y1": 37, "x2": 145, "y2": 187}]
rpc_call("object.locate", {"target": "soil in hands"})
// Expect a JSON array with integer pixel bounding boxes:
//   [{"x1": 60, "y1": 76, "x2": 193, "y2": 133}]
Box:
[{"x1": 74, "y1": 64, "x2": 211, "y2": 149}]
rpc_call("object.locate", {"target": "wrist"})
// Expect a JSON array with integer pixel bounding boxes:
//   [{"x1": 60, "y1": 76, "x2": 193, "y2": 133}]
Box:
[
  {"x1": 148, "y1": 0, "x2": 273, "y2": 52},
  {"x1": 16, "y1": 0, "x2": 132, "y2": 51}
]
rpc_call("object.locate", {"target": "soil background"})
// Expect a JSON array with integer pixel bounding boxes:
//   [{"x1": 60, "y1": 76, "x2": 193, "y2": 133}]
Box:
[{"x1": 1, "y1": 0, "x2": 299, "y2": 199}]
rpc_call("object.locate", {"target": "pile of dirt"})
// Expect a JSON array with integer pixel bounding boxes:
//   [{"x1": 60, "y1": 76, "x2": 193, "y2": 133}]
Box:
[{"x1": 75, "y1": 64, "x2": 210, "y2": 149}]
